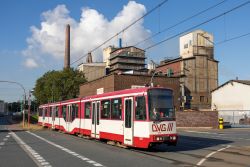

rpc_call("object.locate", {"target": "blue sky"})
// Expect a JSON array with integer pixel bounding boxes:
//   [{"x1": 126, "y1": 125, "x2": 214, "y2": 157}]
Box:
[{"x1": 0, "y1": 0, "x2": 250, "y2": 102}]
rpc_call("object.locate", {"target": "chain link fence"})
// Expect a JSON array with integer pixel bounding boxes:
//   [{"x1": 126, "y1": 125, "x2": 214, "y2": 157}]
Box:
[{"x1": 218, "y1": 110, "x2": 250, "y2": 128}]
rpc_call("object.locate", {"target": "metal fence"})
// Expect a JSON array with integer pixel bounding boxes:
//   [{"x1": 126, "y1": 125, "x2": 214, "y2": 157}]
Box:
[{"x1": 218, "y1": 110, "x2": 250, "y2": 128}]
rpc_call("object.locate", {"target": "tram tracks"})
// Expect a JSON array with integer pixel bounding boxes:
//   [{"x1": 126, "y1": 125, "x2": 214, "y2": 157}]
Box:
[{"x1": 50, "y1": 129, "x2": 250, "y2": 167}]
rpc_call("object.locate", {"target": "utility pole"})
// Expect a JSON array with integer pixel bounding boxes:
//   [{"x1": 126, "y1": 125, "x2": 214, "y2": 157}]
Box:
[{"x1": 28, "y1": 90, "x2": 34, "y2": 128}]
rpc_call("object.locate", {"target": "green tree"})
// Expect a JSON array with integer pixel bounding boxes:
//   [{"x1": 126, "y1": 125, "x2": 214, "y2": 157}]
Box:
[{"x1": 33, "y1": 68, "x2": 86, "y2": 105}]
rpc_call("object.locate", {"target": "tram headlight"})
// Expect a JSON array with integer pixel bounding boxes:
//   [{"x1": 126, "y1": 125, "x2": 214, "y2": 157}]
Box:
[{"x1": 172, "y1": 136, "x2": 176, "y2": 140}]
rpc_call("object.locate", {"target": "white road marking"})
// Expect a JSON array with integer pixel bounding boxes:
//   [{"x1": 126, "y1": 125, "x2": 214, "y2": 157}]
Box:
[
  {"x1": 3, "y1": 138, "x2": 8, "y2": 141},
  {"x1": 6, "y1": 135, "x2": 10, "y2": 138},
  {"x1": 10, "y1": 132, "x2": 52, "y2": 167},
  {"x1": 27, "y1": 131, "x2": 104, "y2": 167},
  {"x1": 185, "y1": 130, "x2": 224, "y2": 135},
  {"x1": 0, "y1": 142, "x2": 5, "y2": 146},
  {"x1": 196, "y1": 145, "x2": 231, "y2": 166}
]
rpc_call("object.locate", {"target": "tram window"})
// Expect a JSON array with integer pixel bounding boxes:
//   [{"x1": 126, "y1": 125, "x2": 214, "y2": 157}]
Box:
[
  {"x1": 72, "y1": 104, "x2": 79, "y2": 121},
  {"x1": 84, "y1": 102, "x2": 91, "y2": 118},
  {"x1": 49, "y1": 107, "x2": 52, "y2": 117},
  {"x1": 101, "y1": 100, "x2": 110, "y2": 119},
  {"x1": 55, "y1": 106, "x2": 59, "y2": 117},
  {"x1": 111, "y1": 98, "x2": 122, "y2": 120},
  {"x1": 62, "y1": 105, "x2": 67, "y2": 120},
  {"x1": 125, "y1": 99, "x2": 132, "y2": 128},
  {"x1": 39, "y1": 108, "x2": 43, "y2": 116},
  {"x1": 135, "y1": 96, "x2": 146, "y2": 120},
  {"x1": 45, "y1": 108, "x2": 48, "y2": 116}
]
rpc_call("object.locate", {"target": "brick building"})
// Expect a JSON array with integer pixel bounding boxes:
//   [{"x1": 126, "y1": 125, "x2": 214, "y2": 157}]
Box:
[{"x1": 79, "y1": 73, "x2": 181, "y2": 111}]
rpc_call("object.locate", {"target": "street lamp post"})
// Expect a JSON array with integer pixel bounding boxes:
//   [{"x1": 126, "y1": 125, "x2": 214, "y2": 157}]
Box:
[{"x1": 0, "y1": 80, "x2": 26, "y2": 128}]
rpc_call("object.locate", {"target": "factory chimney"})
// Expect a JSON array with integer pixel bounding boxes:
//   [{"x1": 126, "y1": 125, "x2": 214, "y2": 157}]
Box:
[
  {"x1": 64, "y1": 24, "x2": 70, "y2": 69},
  {"x1": 86, "y1": 52, "x2": 93, "y2": 63}
]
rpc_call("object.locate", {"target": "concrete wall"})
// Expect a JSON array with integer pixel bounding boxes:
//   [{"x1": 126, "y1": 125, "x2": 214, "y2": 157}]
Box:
[
  {"x1": 176, "y1": 111, "x2": 218, "y2": 128},
  {"x1": 183, "y1": 56, "x2": 218, "y2": 109},
  {"x1": 78, "y1": 63, "x2": 106, "y2": 82}
]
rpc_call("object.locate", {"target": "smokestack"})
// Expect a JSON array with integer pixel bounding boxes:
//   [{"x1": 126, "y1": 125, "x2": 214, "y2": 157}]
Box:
[
  {"x1": 86, "y1": 52, "x2": 93, "y2": 63},
  {"x1": 64, "y1": 24, "x2": 70, "y2": 69}
]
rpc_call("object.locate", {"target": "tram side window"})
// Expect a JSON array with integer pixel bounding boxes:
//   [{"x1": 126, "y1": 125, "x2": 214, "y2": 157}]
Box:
[
  {"x1": 49, "y1": 107, "x2": 52, "y2": 117},
  {"x1": 45, "y1": 108, "x2": 48, "y2": 117},
  {"x1": 111, "y1": 98, "x2": 122, "y2": 120},
  {"x1": 125, "y1": 100, "x2": 132, "y2": 128},
  {"x1": 84, "y1": 102, "x2": 91, "y2": 118},
  {"x1": 72, "y1": 104, "x2": 79, "y2": 121},
  {"x1": 39, "y1": 108, "x2": 43, "y2": 116},
  {"x1": 101, "y1": 100, "x2": 110, "y2": 119},
  {"x1": 135, "y1": 96, "x2": 146, "y2": 120},
  {"x1": 62, "y1": 105, "x2": 67, "y2": 120},
  {"x1": 55, "y1": 106, "x2": 59, "y2": 117}
]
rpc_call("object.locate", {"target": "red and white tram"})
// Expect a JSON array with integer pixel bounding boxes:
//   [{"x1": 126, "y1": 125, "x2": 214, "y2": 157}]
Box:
[{"x1": 38, "y1": 87, "x2": 178, "y2": 148}]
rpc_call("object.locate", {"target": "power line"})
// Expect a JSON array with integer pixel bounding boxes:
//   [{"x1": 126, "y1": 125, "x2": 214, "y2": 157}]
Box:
[
  {"x1": 216, "y1": 32, "x2": 250, "y2": 45},
  {"x1": 134, "y1": 0, "x2": 228, "y2": 47},
  {"x1": 71, "y1": 0, "x2": 169, "y2": 66},
  {"x1": 144, "y1": 1, "x2": 250, "y2": 50}
]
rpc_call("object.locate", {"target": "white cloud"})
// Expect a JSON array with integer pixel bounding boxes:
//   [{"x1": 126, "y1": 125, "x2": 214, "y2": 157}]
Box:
[
  {"x1": 22, "y1": 1, "x2": 151, "y2": 68},
  {"x1": 24, "y1": 58, "x2": 39, "y2": 68}
]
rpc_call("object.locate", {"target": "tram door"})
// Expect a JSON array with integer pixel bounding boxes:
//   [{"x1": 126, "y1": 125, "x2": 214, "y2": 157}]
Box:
[
  {"x1": 51, "y1": 107, "x2": 55, "y2": 129},
  {"x1": 66, "y1": 105, "x2": 72, "y2": 132},
  {"x1": 124, "y1": 97, "x2": 134, "y2": 146},
  {"x1": 91, "y1": 101, "x2": 100, "y2": 139}
]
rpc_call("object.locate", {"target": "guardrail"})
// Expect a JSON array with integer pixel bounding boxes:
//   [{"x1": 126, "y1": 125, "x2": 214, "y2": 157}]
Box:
[{"x1": 218, "y1": 110, "x2": 250, "y2": 128}]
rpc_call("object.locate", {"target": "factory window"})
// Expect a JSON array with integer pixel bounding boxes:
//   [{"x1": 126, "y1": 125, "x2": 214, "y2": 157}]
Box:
[
  {"x1": 101, "y1": 100, "x2": 111, "y2": 119},
  {"x1": 84, "y1": 102, "x2": 91, "y2": 119},
  {"x1": 135, "y1": 96, "x2": 146, "y2": 121},
  {"x1": 189, "y1": 40, "x2": 192, "y2": 46},
  {"x1": 111, "y1": 98, "x2": 122, "y2": 120},
  {"x1": 184, "y1": 43, "x2": 188, "y2": 49},
  {"x1": 200, "y1": 96, "x2": 205, "y2": 102}
]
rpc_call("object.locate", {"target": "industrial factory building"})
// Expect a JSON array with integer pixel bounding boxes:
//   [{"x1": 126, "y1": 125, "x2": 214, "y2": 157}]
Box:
[
  {"x1": 76, "y1": 29, "x2": 218, "y2": 111},
  {"x1": 156, "y1": 30, "x2": 218, "y2": 110}
]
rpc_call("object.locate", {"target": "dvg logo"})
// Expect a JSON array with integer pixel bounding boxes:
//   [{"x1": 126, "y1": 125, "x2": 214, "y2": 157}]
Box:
[{"x1": 152, "y1": 123, "x2": 173, "y2": 132}]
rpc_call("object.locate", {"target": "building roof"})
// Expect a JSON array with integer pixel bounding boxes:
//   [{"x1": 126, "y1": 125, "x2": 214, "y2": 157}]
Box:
[
  {"x1": 110, "y1": 46, "x2": 145, "y2": 54},
  {"x1": 157, "y1": 55, "x2": 218, "y2": 68},
  {"x1": 212, "y1": 80, "x2": 250, "y2": 92}
]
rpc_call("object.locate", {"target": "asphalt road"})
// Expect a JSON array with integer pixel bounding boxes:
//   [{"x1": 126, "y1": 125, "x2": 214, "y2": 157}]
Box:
[{"x1": 0, "y1": 116, "x2": 250, "y2": 167}]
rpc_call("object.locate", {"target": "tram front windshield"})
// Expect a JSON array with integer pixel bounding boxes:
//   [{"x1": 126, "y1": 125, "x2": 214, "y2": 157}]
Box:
[{"x1": 148, "y1": 89, "x2": 174, "y2": 121}]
